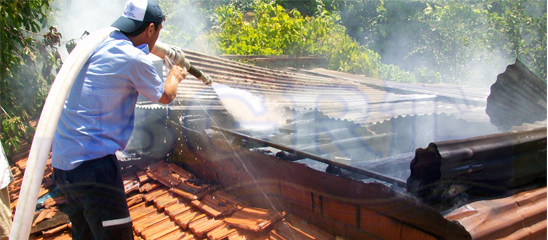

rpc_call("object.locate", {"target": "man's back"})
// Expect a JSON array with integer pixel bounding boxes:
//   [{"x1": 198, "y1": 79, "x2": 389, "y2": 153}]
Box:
[{"x1": 52, "y1": 30, "x2": 163, "y2": 170}]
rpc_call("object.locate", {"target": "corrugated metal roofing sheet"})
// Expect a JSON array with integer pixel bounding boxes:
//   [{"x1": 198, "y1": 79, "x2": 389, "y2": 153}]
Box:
[
  {"x1": 138, "y1": 50, "x2": 493, "y2": 127},
  {"x1": 407, "y1": 126, "x2": 547, "y2": 201},
  {"x1": 132, "y1": 49, "x2": 500, "y2": 186},
  {"x1": 486, "y1": 60, "x2": 547, "y2": 131}
]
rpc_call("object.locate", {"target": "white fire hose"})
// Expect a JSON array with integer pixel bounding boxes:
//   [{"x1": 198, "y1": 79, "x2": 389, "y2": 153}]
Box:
[
  {"x1": 10, "y1": 27, "x2": 211, "y2": 240},
  {"x1": 151, "y1": 41, "x2": 212, "y2": 85}
]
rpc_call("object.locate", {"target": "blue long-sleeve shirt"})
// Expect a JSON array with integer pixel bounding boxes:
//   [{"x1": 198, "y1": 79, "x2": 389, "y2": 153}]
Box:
[{"x1": 52, "y1": 31, "x2": 164, "y2": 170}]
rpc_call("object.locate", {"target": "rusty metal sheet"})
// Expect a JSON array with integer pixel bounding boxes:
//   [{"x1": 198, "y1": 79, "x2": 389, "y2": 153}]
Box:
[
  {"x1": 486, "y1": 60, "x2": 547, "y2": 131},
  {"x1": 407, "y1": 126, "x2": 547, "y2": 200}
]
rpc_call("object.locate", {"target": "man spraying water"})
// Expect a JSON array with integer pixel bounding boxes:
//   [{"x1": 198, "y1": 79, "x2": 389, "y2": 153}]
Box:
[{"x1": 51, "y1": 0, "x2": 186, "y2": 239}]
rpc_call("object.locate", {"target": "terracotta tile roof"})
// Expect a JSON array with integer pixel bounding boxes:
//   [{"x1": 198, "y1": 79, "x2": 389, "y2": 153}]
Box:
[
  {"x1": 32, "y1": 207, "x2": 60, "y2": 227},
  {"x1": 20, "y1": 150, "x2": 544, "y2": 240},
  {"x1": 39, "y1": 196, "x2": 65, "y2": 209},
  {"x1": 445, "y1": 186, "x2": 547, "y2": 240},
  {"x1": 14, "y1": 160, "x2": 303, "y2": 240},
  {"x1": 206, "y1": 223, "x2": 237, "y2": 240},
  {"x1": 189, "y1": 216, "x2": 224, "y2": 238},
  {"x1": 164, "y1": 201, "x2": 193, "y2": 217},
  {"x1": 41, "y1": 223, "x2": 70, "y2": 238},
  {"x1": 118, "y1": 161, "x2": 333, "y2": 240},
  {"x1": 8, "y1": 107, "x2": 544, "y2": 240},
  {"x1": 7, "y1": 141, "x2": 57, "y2": 219}
]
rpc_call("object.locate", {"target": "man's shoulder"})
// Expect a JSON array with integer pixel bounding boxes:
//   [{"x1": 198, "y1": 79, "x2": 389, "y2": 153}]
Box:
[{"x1": 97, "y1": 35, "x2": 149, "y2": 63}]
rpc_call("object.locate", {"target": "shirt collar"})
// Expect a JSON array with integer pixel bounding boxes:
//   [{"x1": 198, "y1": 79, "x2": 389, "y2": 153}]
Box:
[{"x1": 110, "y1": 31, "x2": 150, "y2": 54}]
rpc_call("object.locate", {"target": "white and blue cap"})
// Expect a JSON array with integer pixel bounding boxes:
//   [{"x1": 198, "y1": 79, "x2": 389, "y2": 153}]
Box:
[{"x1": 111, "y1": 0, "x2": 164, "y2": 33}]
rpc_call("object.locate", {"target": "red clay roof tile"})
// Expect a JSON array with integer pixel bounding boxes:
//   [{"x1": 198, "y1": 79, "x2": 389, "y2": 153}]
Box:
[
  {"x1": 143, "y1": 187, "x2": 170, "y2": 202},
  {"x1": 123, "y1": 173, "x2": 140, "y2": 194},
  {"x1": 129, "y1": 205, "x2": 159, "y2": 221},
  {"x1": 146, "y1": 224, "x2": 181, "y2": 240},
  {"x1": 42, "y1": 196, "x2": 66, "y2": 209},
  {"x1": 273, "y1": 214, "x2": 335, "y2": 240},
  {"x1": 139, "y1": 182, "x2": 163, "y2": 193},
  {"x1": 127, "y1": 194, "x2": 144, "y2": 208},
  {"x1": 189, "y1": 217, "x2": 224, "y2": 238},
  {"x1": 224, "y1": 207, "x2": 285, "y2": 232},
  {"x1": 190, "y1": 190, "x2": 243, "y2": 217},
  {"x1": 206, "y1": 223, "x2": 237, "y2": 240},
  {"x1": 135, "y1": 170, "x2": 151, "y2": 183},
  {"x1": 32, "y1": 208, "x2": 59, "y2": 227},
  {"x1": 41, "y1": 223, "x2": 70, "y2": 238},
  {"x1": 133, "y1": 213, "x2": 169, "y2": 234},
  {"x1": 164, "y1": 201, "x2": 193, "y2": 218},
  {"x1": 173, "y1": 209, "x2": 206, "y2": 229},
  {"x1": 140, "y1": 219, "x2": 178, "y2": 239}
]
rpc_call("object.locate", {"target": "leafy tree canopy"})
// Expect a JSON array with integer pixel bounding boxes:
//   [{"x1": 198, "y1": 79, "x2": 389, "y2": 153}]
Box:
[
  {"x1": 336, "y1": 0, "x2": 546, "y2": 85},
  {"x1": 1, "y1": 0, "x2": 59, "y2": 156}
]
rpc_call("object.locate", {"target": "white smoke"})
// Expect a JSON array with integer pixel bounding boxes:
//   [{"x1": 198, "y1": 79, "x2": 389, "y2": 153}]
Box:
[
  {"x1": 51, "y1": 0, "x2": 126, "y2": 41},
  {"x1": 158, "y1": 2, "x2": 217, "y2": 55}
]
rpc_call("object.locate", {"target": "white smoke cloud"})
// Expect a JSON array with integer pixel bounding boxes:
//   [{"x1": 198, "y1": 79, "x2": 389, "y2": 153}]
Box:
[{"x1": 51, "y1": 0, "x2": 126, "y2": 41}]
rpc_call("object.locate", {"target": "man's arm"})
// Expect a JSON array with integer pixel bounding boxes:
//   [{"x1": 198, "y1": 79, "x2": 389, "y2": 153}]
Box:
[{"x1": 158, "y1": 65, "x2": 186, "y2": 104}]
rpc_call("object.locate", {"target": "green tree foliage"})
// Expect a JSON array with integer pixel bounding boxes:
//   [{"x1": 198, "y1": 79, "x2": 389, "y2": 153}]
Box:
[
  {"x1": 337, "y1": 0, "x2": 546, "y2": 85},
  {"x1": 213, "y1": 2, "x2": 385, "y2": 77},
  {"x1": 273, "y1": 0, "x2": 338, "y2": 17},
  {"x1": 486, "y1": 0, "x2": 547, "y2": 80},
  {"x1": 0, "y1": 0, "x2": 58, "y2": 156},
  {"x1": 157, "y1": 0, "x2": 256, "y2": 53}
]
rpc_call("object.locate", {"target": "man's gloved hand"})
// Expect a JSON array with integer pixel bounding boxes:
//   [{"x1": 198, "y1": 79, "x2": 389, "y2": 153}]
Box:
[
  {"x1": 170, "y1": 65, "x2": 187, "y2": 83},
  {"x1": 199, "y1": 75, "x2": 212, "y2": 85},
  {"x1": 170, "y1": 47, "x2": 185, "y2": 63}
]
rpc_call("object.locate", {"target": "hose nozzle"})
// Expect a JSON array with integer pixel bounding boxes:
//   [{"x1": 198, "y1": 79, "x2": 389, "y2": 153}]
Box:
[
  {"x1": 199, "y1": 75, "x2": 213, "y2": 85},
  {"x1": 151, "y1": 41, "x2": 212, "y2": 85}
]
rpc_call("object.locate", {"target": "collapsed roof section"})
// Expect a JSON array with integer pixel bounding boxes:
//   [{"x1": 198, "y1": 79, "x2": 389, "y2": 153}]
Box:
[
  {"x1": 127, "y1": 51, "x2": 547, "y2": 239},
  {"x1": 133, "y1": 49, "x2": 501, "y2": 184}
]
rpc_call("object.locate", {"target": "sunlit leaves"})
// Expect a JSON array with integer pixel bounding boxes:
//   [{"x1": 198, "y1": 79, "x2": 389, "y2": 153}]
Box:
[
  {"x1": 1, "y1": 0, "x2": 55, "y2": 155},
  {"x1": 337, "y1": 0, "x2": 546, "y2": 85},
  {"x1": 213, "y1": 1, "x2": 382, "y2": 77}
]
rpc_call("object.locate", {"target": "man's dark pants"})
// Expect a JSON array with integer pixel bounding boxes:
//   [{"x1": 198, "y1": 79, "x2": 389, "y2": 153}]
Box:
[{"x1": 53, "y1": 154, "x2": 133, "y2": 240}]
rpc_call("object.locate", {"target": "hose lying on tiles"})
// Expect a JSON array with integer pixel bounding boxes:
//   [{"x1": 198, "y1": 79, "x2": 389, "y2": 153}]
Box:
[{"x1": 10, "y1": 27, "x2": 118, "y2": 240}]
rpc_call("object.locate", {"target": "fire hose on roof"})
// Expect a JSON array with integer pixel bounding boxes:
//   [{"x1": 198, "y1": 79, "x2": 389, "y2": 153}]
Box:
[
  {"x1": 10, "y1": 27, "x2": 212, "y2": 240},
  {"x1": 151, "y1": 41, "x2": 212, "y2": 85}
]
